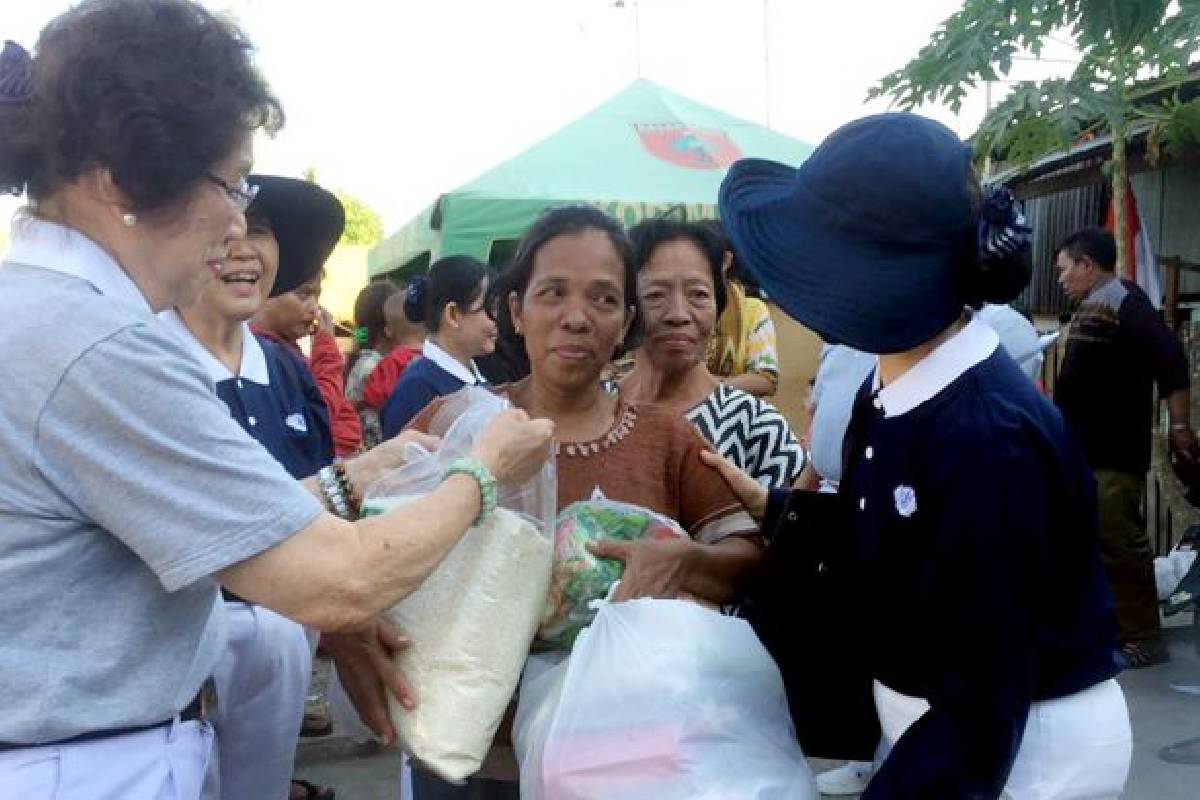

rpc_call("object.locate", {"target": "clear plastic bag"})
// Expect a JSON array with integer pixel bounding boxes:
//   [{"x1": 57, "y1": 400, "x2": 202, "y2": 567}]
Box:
[
  {"x1": 361, "y1": 388, "x2": 556, "y2": 783},
  {"x1": 363, "y1": 387, "x2": 556, "y2": 528},
  {"x1": 515, "y1": 598, "x2": 817, "y2": 800},
  {"x1": 539, "y1": 495, "x2": 688, "y2": 649}
]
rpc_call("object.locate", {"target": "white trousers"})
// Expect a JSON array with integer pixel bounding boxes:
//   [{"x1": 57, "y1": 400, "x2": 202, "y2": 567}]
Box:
[
  {"x1": 0, "y1": 718, "x2": 214, "y2": 800},
  {"x1": 206, "y1": 602, "x2": 312, "y2": 800},
  {"x1": 327, "y1": 670, "x2": 415, "y2": 798},
  {"x1": 874, "y1": 678, "x2": 1132, "y2": 799}
]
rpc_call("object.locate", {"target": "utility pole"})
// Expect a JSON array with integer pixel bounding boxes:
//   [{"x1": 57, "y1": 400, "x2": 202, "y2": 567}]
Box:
[
  {"x1": 613, "y1": 0, "x2": 642, "y2": 78},
  {"x1": 763, "y1": 0, "x2": 771, "y2": 128}
]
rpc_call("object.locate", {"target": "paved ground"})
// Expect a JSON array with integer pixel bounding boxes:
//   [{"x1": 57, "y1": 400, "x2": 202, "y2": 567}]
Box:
[
  {"x1": 1120, "y1": 612, "x2": 1200, "y2": 799},
  {"x1": 293, "y1": 612, "x2": 1200, "y2": 799}
]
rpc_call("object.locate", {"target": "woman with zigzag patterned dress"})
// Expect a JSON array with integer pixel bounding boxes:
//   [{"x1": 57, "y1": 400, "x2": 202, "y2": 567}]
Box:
[{"x1": 621, "y1": 217, "x2": 805, "y2": 490}]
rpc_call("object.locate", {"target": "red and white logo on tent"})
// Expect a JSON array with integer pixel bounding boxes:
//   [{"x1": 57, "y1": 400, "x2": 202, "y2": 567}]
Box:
[{"x1": 634, "y1": 124, "x2": 742, "y2": 170}]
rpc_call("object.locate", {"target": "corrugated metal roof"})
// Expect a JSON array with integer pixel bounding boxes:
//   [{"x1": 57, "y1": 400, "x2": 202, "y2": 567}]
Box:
[{"x1": 986, "y1": 68, "x2": 1199, "y2": 187}]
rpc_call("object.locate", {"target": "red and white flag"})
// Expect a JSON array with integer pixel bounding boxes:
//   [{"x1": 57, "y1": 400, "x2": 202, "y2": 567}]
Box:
[{"x1": 1105, "y1": 178, "x2": 1162, "y2": 309}]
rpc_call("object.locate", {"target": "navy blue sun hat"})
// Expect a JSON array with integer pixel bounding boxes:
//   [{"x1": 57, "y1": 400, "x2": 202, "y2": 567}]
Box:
[
  {"x1": 719, "y1": 113, "x2": 981, "y2": 354},
  {"x1": 247, "y1": 175, "x2": 346, "y2": 297}
]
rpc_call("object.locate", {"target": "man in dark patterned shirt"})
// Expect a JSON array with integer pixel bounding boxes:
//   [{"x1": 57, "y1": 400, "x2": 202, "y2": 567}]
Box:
[{"x1": 1054, "y1": 228, "x2": 1198, "y2": 668}]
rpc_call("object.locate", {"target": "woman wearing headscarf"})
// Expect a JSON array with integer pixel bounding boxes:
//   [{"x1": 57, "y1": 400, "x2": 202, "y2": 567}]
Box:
[
  {"x1": 0, "y1": 4, "x2": 551, "y2": 797},
  {"x1": 707, "y1": 114, "x2": 1130, "y2": 799}
]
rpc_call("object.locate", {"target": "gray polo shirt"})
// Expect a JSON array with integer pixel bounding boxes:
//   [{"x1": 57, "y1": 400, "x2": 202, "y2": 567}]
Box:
[
  {"x1": 809, "y1": 307, "x2": 1042, "y2": 486},
  {"x1": 0, "y1": 218, "x2": 324, "y2": 743},
  {"x1": 809, "y1": 345, "x2": 876, "y2": 485}
]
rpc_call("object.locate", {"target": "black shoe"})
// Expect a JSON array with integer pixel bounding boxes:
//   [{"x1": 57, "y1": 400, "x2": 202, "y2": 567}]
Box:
[{"x1": 1120, "y1": 639, "x2": 1171, "y2": 669}]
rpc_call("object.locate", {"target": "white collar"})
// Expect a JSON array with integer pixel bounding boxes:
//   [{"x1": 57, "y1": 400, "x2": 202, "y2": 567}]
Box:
[
  {"x1": 873, "y1": 316, "x2": 999, "y2": 418},
  {"x1": 422, "y1": 338, "x2": 484, "y2": 385},
  {"x1": 158, "y1": 310, "x2": 270, "y2": 385},
  {"x1": 5, "y1": 216, "x2": 152, "y2": 314}
]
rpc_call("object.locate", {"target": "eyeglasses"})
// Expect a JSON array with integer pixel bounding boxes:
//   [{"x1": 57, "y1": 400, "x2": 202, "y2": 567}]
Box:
[{"x1": 205, "y1": 173, "x2": 259, "y2": 213}]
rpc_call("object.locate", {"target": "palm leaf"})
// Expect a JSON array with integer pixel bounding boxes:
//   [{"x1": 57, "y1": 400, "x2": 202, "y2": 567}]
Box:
[
  {"x1": 869, "y1": 0, "x2": 1080, "y2": 112},
  {"x1": 974, "y1": 77, "x2": 1108, "y2": 163}
]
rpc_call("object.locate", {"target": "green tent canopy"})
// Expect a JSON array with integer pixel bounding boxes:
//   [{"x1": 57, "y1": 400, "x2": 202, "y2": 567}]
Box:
[{"x1": 368, "y1": 79, "x2": 814, "y2": 279}]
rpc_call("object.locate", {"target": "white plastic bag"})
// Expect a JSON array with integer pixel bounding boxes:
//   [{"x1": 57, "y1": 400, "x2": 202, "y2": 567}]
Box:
[
  {"x1": 512, "y1": 650, "x2": 570, "y2": 795},
  {"x1": 515, "y1": 598, "x2": 817, "y2": 800},
  {"x1": 1155, "y1": 556, "x2": 1176, "y2": 601},
  {"x1": 362, "y1": 388, "x2": 556, "y2": 783},
  {"x1": 1155, "y1": 548, "x2": 1198, "y2": 600}
]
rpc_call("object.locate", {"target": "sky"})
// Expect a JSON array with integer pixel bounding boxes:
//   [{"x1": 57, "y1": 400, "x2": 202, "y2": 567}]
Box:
[{"x1": 4, "y1": 0, "x2": 1081, "y2": 233}]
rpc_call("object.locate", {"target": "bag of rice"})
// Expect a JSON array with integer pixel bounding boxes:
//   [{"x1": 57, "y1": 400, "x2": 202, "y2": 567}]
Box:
[
  {"x1": 538, "y1": 496, "x2": 687, "y2": 649},
  {"x1": 362, "y1": 388, "x2": 556, "y2": 782}
]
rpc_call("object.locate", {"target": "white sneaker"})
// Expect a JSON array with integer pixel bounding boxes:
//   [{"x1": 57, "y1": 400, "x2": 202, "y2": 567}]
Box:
[{"x1": 816, "y1": 760, "x2": 875, "y2": 795}]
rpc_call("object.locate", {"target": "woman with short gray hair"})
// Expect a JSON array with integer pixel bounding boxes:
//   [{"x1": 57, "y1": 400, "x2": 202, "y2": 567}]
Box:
[{"x1": 0, "y1": 3, "x2": 552, "y2": 797}]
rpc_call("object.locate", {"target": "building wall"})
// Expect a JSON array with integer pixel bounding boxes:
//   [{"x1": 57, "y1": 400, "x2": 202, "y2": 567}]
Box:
[
  {"x1": 320, "y1": 244, "x2": 369, "y2": 326},
  {"x1": 1132, "y1": 159, "x2": 1200, "y2": 289},
  {"x1": 768, "y1": 304, "x2": 822, "y2": 438},
  {"x1": 1016, "y1": 156, "x2": 1200, "y2": 316},
  {"x1": 1017, "y1": 181, "x2": 1107, "y2": 316}
]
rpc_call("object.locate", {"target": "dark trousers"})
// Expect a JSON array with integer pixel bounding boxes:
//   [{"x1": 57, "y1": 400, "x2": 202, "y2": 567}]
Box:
[
  {"x1": 1095, "y1": 469, "x2": 1162, "y2": 644},
  {"x1": 409, "y1": 770, "x2": 519, "y2": 800}
]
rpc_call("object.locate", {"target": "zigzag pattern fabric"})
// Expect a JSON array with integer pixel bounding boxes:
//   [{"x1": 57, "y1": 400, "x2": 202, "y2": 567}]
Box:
[{"x1": 686, "y1": 384, "x2": 804, "y2": 489}]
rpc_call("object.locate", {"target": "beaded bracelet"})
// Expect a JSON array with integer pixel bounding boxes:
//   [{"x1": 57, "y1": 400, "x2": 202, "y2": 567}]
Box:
[
  {"x1": 443, "y1": 457, "x2": 498, "y2": 527},
  {"x1": 318, "y1": 466, "x2": 353, "y2": 520},
  {"x1": 331, "y1": 458, "x2": 361, "y2": 519}
]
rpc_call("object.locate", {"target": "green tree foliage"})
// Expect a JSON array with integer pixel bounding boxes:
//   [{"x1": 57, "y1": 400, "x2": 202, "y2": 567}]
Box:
[
  {"x1": 302, "y1": 166, "x2": 384, "y2": 246},
  {"x1": 337, "y1": 192, "x2": 385, "y2": 246},
  {"x1": 871, "y1": 0, "x2": 1200, "y2": 276}
]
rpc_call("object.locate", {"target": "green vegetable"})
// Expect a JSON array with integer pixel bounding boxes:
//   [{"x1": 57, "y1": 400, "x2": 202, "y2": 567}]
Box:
[{"x1": 538, "y1": 499, "x2": 685, "y2": 648}]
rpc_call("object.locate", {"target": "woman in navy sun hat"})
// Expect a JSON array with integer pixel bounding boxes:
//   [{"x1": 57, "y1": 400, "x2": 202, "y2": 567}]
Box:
[{"x1": 705, "y1": 113, "x2": 1131, "y2": 799}]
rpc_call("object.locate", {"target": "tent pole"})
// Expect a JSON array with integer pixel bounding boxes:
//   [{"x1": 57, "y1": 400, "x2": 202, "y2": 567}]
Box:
[{"x1": 762, "y1": 0, "x2": 771, "y2": 128}]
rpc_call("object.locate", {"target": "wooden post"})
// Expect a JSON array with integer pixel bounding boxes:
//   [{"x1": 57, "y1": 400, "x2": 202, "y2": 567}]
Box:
[
  {"x1": 1164, "y1": 255, "x2": 1181, "y2": 332},
  {"x1": 1112, "y1": 126, "x2": 1131, "y2": 280}
]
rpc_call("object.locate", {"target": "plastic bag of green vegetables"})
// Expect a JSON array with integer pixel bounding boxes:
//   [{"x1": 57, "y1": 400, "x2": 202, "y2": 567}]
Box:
[{"x1": 538, "y1": 495, "x2": 687, "y2": 648}]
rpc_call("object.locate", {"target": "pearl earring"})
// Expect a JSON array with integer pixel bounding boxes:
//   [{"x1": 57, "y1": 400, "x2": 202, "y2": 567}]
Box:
[{"x1": 122, "y1": 213, "x2": 137, "y2": 228}]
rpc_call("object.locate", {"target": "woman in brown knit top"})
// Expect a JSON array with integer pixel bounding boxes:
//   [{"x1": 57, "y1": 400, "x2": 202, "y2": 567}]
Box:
[
  {"x1": 404, "y1": 206, "x2": 762, "y2": 799},
  {"x1": 413, "y1": 206, "x2": 760, "y2": 599}
]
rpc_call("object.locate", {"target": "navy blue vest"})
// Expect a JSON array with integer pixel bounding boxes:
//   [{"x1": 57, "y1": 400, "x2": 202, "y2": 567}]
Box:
[{"x1": 214, "y1": 334, "x2": 333, "y2": 480}]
